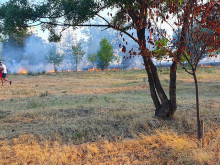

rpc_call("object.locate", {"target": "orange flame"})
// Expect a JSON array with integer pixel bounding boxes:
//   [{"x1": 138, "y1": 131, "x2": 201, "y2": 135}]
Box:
[
  {"x1": 88, "y1": 68, "x2": 101, "y2": 71},
  {"x1": 47, "y1": 70, "x2": 55, "y2": 73},
  {"x1": 201, "y1": 64, "x2": 213, "y2": 68},
  {"x1": 109, "y1": 68, "x2": 120, "y2": 71},
  {"x1": 19, "y1": 68, "x2": 27, "y2": 74}
]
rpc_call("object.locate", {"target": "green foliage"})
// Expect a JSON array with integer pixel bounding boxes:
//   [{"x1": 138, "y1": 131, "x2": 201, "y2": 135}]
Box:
[
  {"x1": 0, "y1": 0, "x2": 104, "y2": 38},
  {"x1": 0, "y1": 0, "x2": 34, "y2": 38},
  {"x1": 153, "y1": 38, "x2": 169, "y2": 59},
  {"x1": 180, "y1": 51, "x2": 191, "y2": 63},
  {"x1": 75, "y1": 132, "x2": 83, "y2": 141},
  {"x1": 71, "y1": 42, "x2": 85, "y2": 71},
  {"x1": 96, "y1": 38, "x2": 115, "y2": 70},
  {"x1": 46, "y1": 45, "x2": 64, "y2": 72},
  {"x1": 9, "y1": 29, "x2": 31, "y2": 46},
  {"x1": 0, "y1": 28, "x2": 31, "y2": 51},
  {"x1": 2, "y1": 34, "x2": 29, "y2": 63},
  {"x1": 87, "y1": 53, "x2": 98, "y2": 68},
  {"x1": 115, "y1": 56, "x2": 121, "y2": 65},
  {"x1": 48, "y1": 31, "x2": 62, "y2": 43}
]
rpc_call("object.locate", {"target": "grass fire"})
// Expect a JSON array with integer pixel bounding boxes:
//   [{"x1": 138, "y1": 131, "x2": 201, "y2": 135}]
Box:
[
  {"x1": 0, "y1": 67, "x2": 219, "y2": 164},
  {"x1": 18, "y1": 68, "x2": 27, "y2": 74}
]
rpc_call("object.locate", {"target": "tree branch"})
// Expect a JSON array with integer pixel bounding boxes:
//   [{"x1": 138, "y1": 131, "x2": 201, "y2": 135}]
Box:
[
  {"x1": 97, "y1": 14, "x2": 139, "y2": 43},
  {"x1": 180, "y1": 62, "x2": 193, "y2": 75}
]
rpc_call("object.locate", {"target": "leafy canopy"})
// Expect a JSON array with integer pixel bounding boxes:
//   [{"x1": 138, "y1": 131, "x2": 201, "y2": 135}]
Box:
[
  {"x1": 87, "y1": 53, "x2": 98, "y2": 67},
  {"x1": 46, "y1": 45, "x2": 63, "y2": 71},
  {"x1": 96, "y1": 37, "x2": 114, "y2": 70},
  {"x1": 71, "y1": 42, "x2": 85, "y2": 71},
  {"x1": 0, "y1": 0, "x2": 106, "y2": 40}
]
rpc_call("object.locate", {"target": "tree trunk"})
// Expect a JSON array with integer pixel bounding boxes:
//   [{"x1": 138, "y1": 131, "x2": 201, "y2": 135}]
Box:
[
  {"x1": 168, "y1": 1, "x2": 193, "y2": 117},
  {"x1": 150, "y1": 60, "x2": 173, "y2": 119},
  {"x1": 54, "y1": 64, "x2": 56, "y2": 72},
  {"x1": 142, "y1": 56, "x2": 173, "y2": 119},
  {"x1": 75, "y1": 60, "x2": 78, "y2": 71},
  {"x1": 192, "y1": 69, "x2": 201, "y2": 140},
  {"x1": 137, "y1": 28, "x2": 174, "y2": 119},
  {"x1": 169, "y1": 61, "x2": 177, "y2": 116}
]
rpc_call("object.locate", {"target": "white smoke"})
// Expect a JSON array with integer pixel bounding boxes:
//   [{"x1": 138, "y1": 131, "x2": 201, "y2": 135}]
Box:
[{"x1": 2, "y1": 31, "x2": 219, "y2": 74}]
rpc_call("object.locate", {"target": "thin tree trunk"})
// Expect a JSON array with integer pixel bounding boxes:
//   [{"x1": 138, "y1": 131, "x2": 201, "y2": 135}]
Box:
[
  {"x1": 76, "y1": 60, "x2": 78, "y2": 71},
  {"x1": 169, "y1": 62, "x2": 177, "y2": 116},
  {"x1": 169, "y1": 1, "x2": 193, "y2": 116},
  {"x1": 54, "y1": 64, "x2": 56, "y2": 72},
  {"x1": 192, "y1": 69, "x2": 201, "y2": 140}
]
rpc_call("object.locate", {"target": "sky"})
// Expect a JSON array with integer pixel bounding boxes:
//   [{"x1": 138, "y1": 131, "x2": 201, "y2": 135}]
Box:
[{"x1": 0, "y1": 0, "x2": 8, "y2": 3}]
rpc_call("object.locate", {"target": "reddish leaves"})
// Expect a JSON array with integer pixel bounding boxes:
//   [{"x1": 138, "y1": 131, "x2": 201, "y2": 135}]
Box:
[
  {"x1": 122, "y1": 46, "x2": 126, "y2": 53},
  {"x1": 148, "y1": 39, "x2": 154, "y2": 45}
]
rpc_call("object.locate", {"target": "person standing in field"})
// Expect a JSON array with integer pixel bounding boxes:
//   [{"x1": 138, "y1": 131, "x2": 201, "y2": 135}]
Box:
[
  {"x1": 0, "y1": 61, "x2": 11, "y2": 86},
  {"x1": 0, "y1": 65, "x2": 2, "y2": 79}
]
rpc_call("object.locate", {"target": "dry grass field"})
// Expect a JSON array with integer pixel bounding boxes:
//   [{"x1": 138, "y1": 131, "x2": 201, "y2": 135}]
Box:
[{"x1": 0, "y1": 67, "x2": 219, "y2": 164}]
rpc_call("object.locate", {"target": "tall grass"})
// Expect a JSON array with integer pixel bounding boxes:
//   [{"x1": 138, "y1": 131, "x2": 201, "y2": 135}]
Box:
[
  {"x1": 0, "y1": 67, "x2": 219, "y2": 164},
  {"x1": 0, "y1": 130, "x2": 219, "y2": 164}
]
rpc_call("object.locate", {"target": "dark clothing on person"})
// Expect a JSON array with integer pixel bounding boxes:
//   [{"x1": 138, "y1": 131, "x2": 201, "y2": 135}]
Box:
[{"x1": 2, "y1": 73, "x2": 6, "y2": 78}]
